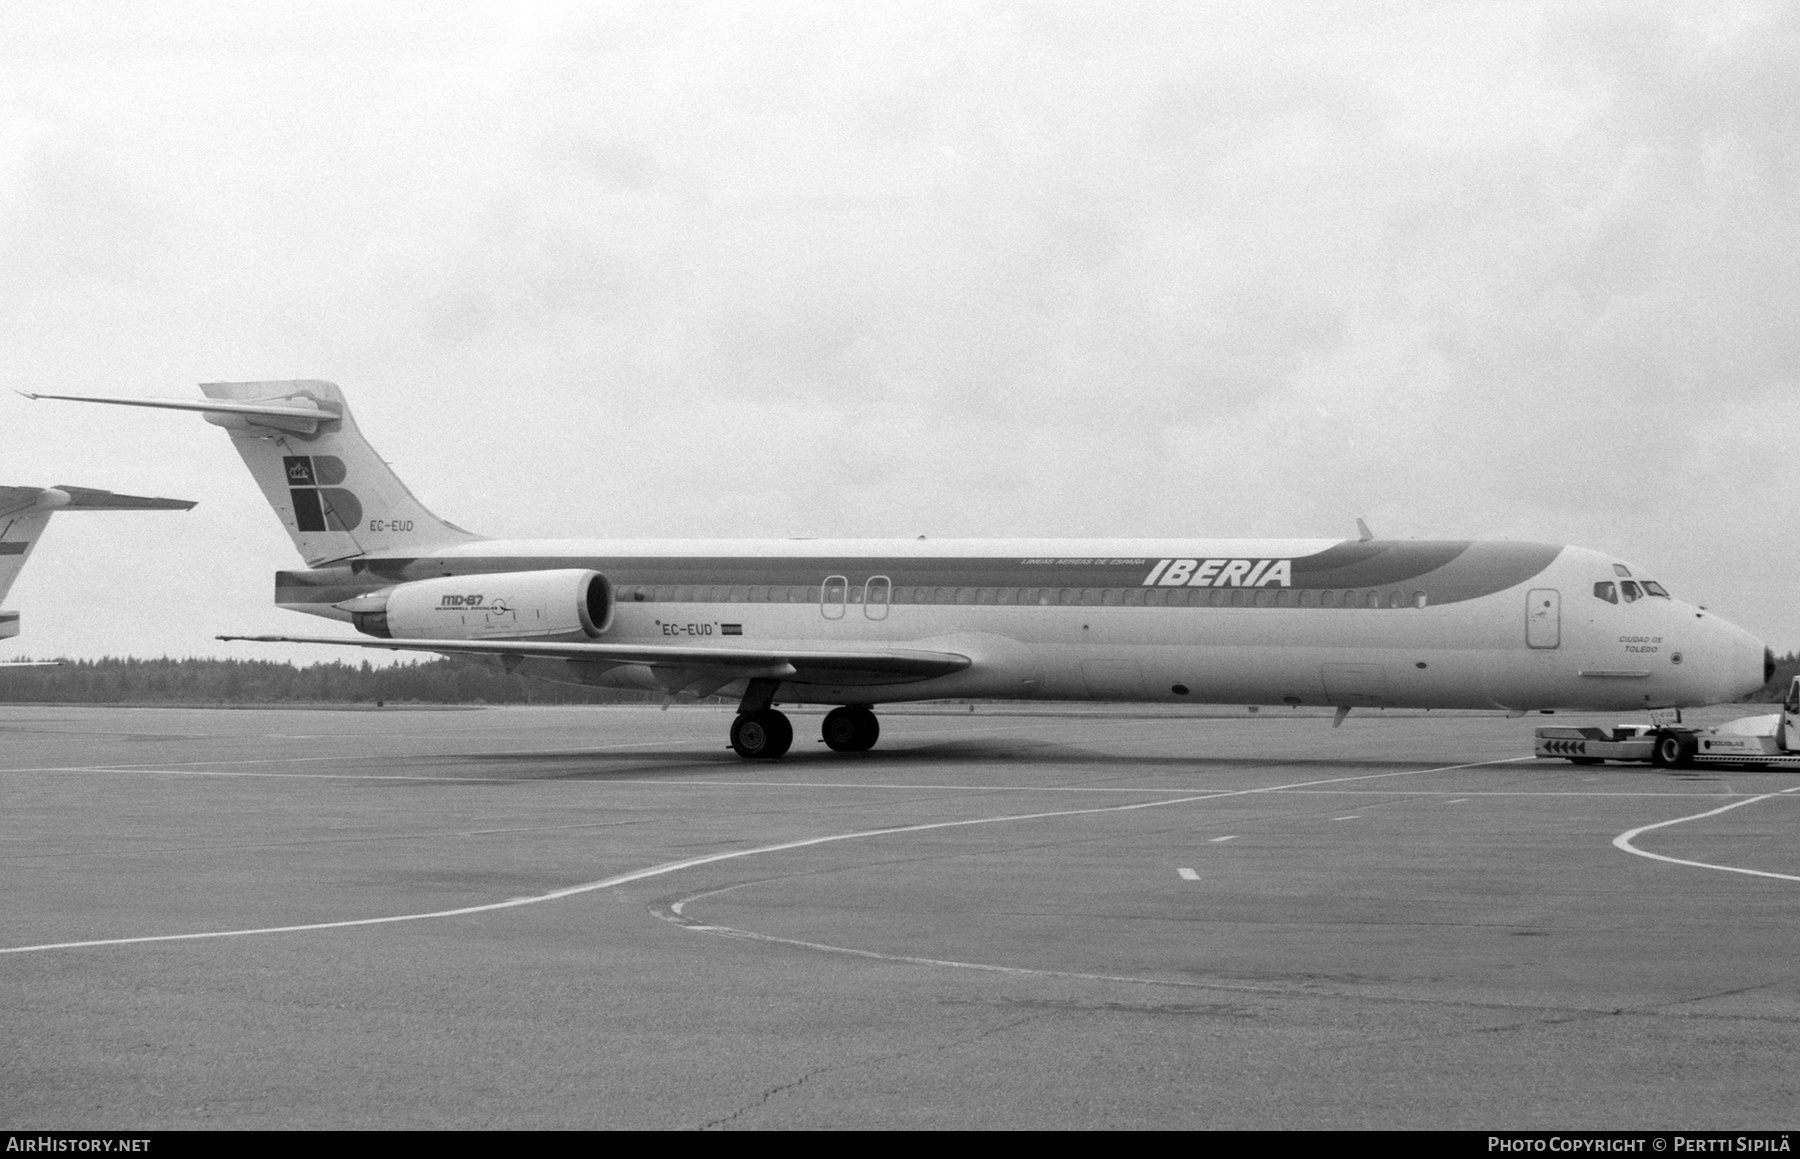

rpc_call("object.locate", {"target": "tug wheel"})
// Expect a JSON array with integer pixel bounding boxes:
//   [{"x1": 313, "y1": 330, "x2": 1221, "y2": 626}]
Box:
[{"x1": 1652, "y1": 730, "x2": 1697, "y2": 769}]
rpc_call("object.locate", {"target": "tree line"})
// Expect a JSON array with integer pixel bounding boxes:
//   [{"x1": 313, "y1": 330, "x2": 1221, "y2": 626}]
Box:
[{"x1": 0, "y1": 655, "x2": 672, "y2": 705}]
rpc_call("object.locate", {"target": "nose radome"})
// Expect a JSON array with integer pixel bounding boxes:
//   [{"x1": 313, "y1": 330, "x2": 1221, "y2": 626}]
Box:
[
  {"x1": 1704, "y1": 614, "x2": 1772, "y2": 704},
  {"x1": 1732, "y1": 627, "x2": 1773, "y2": 701}
]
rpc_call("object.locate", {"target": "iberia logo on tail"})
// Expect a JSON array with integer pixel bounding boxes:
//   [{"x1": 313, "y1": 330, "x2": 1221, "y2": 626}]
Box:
[{"x1": 283, "y1": 455, "x2": 363, "y2": 533}]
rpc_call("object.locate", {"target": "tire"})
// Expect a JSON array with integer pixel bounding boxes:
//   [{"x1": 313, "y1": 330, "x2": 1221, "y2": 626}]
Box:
[
  {"x1": 821, "y1": 706, "x2": 879, "y2": 753},
  {"x1": 1652, "y1": 730, "x2": 1697, "y2": 769},
  {"x1": 731, "y1": 710, "x2": 793, "y2": 759}
]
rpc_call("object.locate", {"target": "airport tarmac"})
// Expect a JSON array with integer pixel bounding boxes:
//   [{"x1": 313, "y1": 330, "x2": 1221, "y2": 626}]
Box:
[{"x1": 2, "y1": 702, "x2": 1796, "y2": 1130}]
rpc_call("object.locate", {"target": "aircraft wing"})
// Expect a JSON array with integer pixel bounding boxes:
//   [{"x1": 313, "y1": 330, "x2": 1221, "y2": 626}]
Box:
[{"x1": 219, "y1": 634, "x2": 972, "y2": 685}]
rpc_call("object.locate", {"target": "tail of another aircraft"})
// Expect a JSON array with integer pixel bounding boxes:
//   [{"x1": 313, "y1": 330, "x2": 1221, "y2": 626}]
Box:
[
  {"x1": 22, "y1": 381, "x2": 484, "y2": 567},
  {"x1": 0, "y1": 485, "x2": 194, "y2": 639}
]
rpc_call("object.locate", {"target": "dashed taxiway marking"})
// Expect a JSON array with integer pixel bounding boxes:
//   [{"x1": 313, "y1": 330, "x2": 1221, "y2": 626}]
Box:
[
  {"x1": 1209, "y1": 835, "x2": 1237, "y2": 843},
  {"x1": 1176, "y1": 867, "x2": 1199, "y2": 881},
  {"x1": 1333, "y1": 815, "x2": 1361, "y2": 821},
  {"x1": 1446, "y1": 798, "x2": 1469, "y2": 804},
  {"x1": 1612, "y1": 784, "x2": 1800, "y2": 883},
  {"x1": 0, "y1": 758, "x2": 1524, "y2": 955}
]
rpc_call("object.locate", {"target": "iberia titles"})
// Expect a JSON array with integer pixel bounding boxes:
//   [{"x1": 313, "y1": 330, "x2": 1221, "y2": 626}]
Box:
[{"x1": 1142, "y1": 559, "x2": 1293, "y2": 588}]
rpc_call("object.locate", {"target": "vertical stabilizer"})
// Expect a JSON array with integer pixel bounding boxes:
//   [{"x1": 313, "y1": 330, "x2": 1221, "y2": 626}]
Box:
[{"x1": 197, "y1": 381, "x2": 483, "y2": 566}]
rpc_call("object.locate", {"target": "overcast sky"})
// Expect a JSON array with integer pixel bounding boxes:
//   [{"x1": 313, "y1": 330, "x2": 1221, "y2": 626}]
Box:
[{"x1": 3, "y1": 0, "x2": 1796, "y2": 664}]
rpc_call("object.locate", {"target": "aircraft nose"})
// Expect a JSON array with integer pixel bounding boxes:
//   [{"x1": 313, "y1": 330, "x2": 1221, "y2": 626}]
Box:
[
  {"x1": 1696, "y1": 612, "x2": 1771, "y2": 704},
  {"x1": 1725, "y1": 623, "x2": 1772, "y2": 702}
]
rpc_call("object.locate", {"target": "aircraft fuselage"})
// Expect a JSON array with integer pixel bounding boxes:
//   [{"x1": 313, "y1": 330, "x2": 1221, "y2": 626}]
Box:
[{"x1": 274, "y1": 535, "x2": 1770, "y2": 713}]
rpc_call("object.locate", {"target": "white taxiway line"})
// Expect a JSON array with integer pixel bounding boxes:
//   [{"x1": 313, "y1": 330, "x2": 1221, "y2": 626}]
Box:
[
  {"x1": 1209, "y1": 835, "x2": 1237, "y2": 843},
  {"x1": 1176, "y1": 867, "x2": 1199, "y2": 881},
  {"x1": 1612, "y1": 784, "x2": 1800, "y2": 883},
  {"x1": 0, "y1": 758, "x2": 1523, "y2": 955}
]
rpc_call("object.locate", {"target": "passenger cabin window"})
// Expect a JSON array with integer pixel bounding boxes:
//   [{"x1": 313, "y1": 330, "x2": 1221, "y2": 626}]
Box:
[
  {"x1": 1620, "y1": 580, "x2": 1643, "y2": 603},
  {"x1": 1594, "y1": 581, "x2": 1618, "y2": 604}
]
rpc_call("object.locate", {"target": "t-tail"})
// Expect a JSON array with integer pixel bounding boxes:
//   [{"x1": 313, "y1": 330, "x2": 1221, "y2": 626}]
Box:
[
  {"x1": 20, "y1": 381, "x2": 482, "y2": 566},
  {"x1": 0, "y1": 484, "x2": 194, "y2": 640}
]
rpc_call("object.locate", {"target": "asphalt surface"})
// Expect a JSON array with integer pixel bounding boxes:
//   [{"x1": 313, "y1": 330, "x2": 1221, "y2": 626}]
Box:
[{"x1": 2, "y1": 702, "x2": 1796, "y2": 1129}]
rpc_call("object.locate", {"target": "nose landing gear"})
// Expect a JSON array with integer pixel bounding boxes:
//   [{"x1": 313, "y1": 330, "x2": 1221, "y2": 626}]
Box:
[{"x1": 822, "y1": 705, "x2": 880, "y2": 752}]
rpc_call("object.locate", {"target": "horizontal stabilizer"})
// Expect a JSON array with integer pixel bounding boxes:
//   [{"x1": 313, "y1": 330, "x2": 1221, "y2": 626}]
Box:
[
  {"x1": 18, "y1": 390, "x2": 337, "y2": 435},
  {"x1": 0, "y1": 485, "x2": 193, "y2": 516},
  {"x1": 54, "y1": 486, "x2": 195, "y2": 511},
  {"x1": 221, "y1": 634, "x2": 972, "y2": 683}
]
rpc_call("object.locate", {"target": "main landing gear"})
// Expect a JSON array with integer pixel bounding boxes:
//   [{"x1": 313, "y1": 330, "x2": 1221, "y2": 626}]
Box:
[
  {"x1": 821, "y1": 705, "x2": 879, "y2": 753},
  {"x1": 728, "y1": 679, "x2": 881, "y2": 759},
  {"x1": 729, "y1": 709, "x2": 793, "y2": 759}
]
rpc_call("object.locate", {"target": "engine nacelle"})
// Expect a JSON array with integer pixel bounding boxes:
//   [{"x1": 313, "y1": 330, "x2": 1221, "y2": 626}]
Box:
[{"x1": 350, "y1": 569, "x2": 612, "y2": 641}]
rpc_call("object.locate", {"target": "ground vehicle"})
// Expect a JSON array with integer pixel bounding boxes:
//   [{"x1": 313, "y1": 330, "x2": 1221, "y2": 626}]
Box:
[{"x1": 1536, "y1": 676, "x2": 1800, "y2": 769}]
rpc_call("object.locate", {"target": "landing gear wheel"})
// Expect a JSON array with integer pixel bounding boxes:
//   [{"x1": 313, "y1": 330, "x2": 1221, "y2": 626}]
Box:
[
  {"x1": 1652, "y1": 730, "x2": 1697, "y2": 769},
  {"x1": 731, "y1": 709, "x2": 792, "y2": 759},
  {"x1": 821, "y1": 706, "x2": 880, "y2": 753}
]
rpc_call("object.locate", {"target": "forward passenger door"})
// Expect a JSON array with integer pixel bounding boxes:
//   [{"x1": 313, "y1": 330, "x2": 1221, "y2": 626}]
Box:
[{"x1": 1526, "y1": 588, "x2": 1560, "y2": 649}]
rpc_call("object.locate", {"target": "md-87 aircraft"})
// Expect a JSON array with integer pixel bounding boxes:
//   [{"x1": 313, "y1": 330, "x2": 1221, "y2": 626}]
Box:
[{"x1": 26, "y1": 381, "x2": 1774, "y2": 757}]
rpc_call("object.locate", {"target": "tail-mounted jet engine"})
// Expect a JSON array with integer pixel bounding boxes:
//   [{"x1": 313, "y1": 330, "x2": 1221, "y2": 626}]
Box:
[{"x1": 344, "y1": 569, "x2": 612, "y2": 641}]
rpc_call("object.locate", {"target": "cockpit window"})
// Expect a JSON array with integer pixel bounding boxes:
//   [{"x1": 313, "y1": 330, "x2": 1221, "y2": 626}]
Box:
[
  {"x1": 1612, "y1": 564, "x2": 1632, "y2": 577},
  {"x1": 1620, "y1": 580, "x2": 1643, "y2": 603},
  {"x1": 1642, "y1": 580, "x2": 1670, "y2": 598},
  {"x1": 1593, "y1": 581, "x2": 1618, "y2": 604}
]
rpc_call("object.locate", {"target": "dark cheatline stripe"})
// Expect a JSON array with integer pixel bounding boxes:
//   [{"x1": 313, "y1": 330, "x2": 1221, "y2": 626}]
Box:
[
  {"x1": 274, "y1": 539, "x2": 1563, "y2": 609},
  {"x1": 0, "y1": 542, "x2": 28, "y2": 555},
  {"x1": 1290, "y1": 540, "x2": 1470, "y2": 586}
]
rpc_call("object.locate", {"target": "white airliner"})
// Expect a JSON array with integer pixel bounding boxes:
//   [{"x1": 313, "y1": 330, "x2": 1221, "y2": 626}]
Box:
[
  {"x1": 0, "y1": 482, "x2": 195, "y2": 656},
  {"x1": 24, "y1": 381, "x2": 1772, "y2": 757}
]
